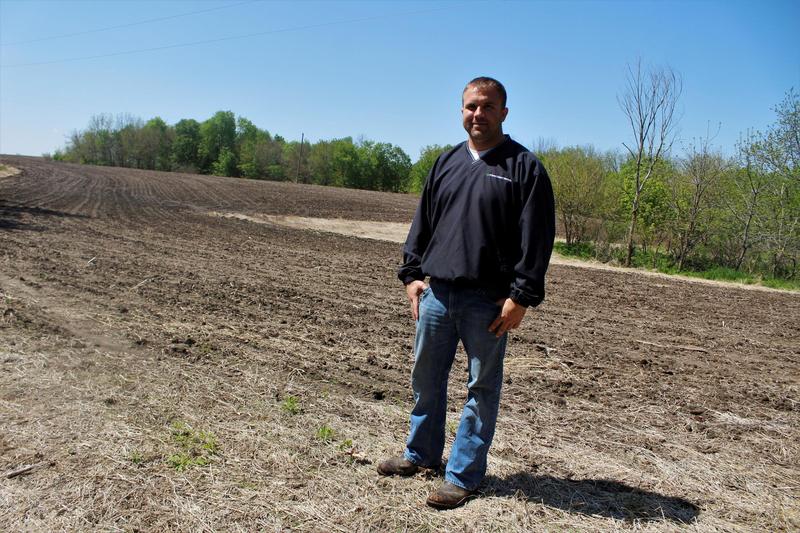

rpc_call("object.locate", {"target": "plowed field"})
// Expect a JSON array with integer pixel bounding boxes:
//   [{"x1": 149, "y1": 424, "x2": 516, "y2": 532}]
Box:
[{"x1": 1, "y1": 155, "x2": 798, "y2": 531}]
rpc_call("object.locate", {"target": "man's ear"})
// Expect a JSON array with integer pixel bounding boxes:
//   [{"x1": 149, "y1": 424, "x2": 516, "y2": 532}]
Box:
[{"x1": 501, "y1": 107, "x2": 509, "y2": 122}]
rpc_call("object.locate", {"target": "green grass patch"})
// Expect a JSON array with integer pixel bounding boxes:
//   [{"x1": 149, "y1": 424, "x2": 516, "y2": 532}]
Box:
[
  {"x1": 761, "y1": 277, "x2": 800, "y2": 290},
  {"x1": 280, "y1": 395, "x2": 301, "y2": 415},
  {"x1": 315, "y1": 424, "x2": 335, "y2": 443},
  {"x1": 624, "y1": 249, "x2": 676, "y2": 272},
  {"x1": 166, "y1": 420, "x2": 218, "y2": 471},
  {"x1": 684, "y1": 266, "x2": 753, "y2": 282},
  {"x1": 167, "y1": 452, "x2": 212, "y2": 471},
  {"x1": 553, "y1": 241, "x2": 799, "y2": 291},
  {"x1": 666, "y1": 265, "x2": 799, "y2": 290},
  {"x1": 128, "y1": 450, "x2": 145, "y2": 465},
  {"x1": 554, "y1": 241, "x2": 596, "y2": 260}
]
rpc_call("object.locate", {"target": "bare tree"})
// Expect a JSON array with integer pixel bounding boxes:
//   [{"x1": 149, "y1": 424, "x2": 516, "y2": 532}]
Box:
[{"x1": 618, "y1": 60, "x2": 682, "y2": 266}]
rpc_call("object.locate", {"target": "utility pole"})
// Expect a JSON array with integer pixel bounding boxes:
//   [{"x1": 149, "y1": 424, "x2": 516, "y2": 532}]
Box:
[{"x1": 296, "y1": 132, "x2": 304, "y2": 183}]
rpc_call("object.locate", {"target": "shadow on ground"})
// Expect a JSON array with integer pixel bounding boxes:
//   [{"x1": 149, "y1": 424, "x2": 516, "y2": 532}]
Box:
[
  {"x1": 483, "y1": 472, "x2": 699, "y2": 523},
  {"x1": 0, "y1": 205, "x2": 86, "y2": 231}
]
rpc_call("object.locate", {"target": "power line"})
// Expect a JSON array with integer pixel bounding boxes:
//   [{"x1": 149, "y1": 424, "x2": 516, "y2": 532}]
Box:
[
  {"x1": 0, "y1": 0, "x2": 257, "y2": 47},
  {"x1": 0, "y1": 6, "x2": 449, "y2": 69}
]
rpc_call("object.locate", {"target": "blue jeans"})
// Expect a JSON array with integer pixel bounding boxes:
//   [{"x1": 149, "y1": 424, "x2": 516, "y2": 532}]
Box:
[{"x1": 404, "y1": 279, "x2": 507, "y2": 491}]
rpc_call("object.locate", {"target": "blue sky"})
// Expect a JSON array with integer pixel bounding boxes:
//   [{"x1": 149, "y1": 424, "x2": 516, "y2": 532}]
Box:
[{"x1": 1, "y1": 0, "x2": 798, "y2": 161}]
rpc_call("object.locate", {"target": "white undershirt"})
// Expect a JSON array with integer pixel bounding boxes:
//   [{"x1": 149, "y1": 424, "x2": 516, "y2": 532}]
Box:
[{"x1": 468, "y1": 145, "x2": 490, "y2": 161}]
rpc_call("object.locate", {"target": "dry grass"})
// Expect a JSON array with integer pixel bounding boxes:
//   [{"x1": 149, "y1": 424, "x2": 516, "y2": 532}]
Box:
[
  {"x1": 2, "y1": 296, "x2": 797, "y2": 531},
  {"x1": 0, "y1": 164, "x2": 21, "y2": 178}
]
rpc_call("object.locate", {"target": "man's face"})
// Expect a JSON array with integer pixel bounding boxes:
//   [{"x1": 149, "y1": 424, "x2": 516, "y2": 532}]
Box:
[{"x1": 461, "y1": 84, "x2": 508, "y2": 149}]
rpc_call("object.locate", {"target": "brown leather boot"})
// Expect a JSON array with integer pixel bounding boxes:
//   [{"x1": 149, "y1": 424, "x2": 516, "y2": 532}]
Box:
[
  {"x1": 376, "y1": 457, "x2": 419, "y2": 477},
  {"x1": 426, "y1": 482, "x2": 475, "y2": 509}
]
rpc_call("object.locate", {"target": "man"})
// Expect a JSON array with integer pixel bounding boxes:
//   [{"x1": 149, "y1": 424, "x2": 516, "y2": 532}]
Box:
[{"x1": 377, "y1": 77, "x2": 555, "y2": 509}]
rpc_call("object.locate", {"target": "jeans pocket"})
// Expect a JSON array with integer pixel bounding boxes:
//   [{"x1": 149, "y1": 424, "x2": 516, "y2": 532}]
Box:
[{"x1": 476, "y1": 288, "x2": 504, "y2": 307}]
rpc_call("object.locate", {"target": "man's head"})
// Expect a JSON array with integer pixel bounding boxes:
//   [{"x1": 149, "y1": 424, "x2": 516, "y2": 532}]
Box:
[{"x1": 462, "y1": 77, "x2": 508, "y2": 151}]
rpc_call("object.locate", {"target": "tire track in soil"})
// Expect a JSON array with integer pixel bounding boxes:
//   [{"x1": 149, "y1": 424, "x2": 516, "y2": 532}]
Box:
[{"x1": 0, "y1": 273, "x2": 141, "y2": 356}]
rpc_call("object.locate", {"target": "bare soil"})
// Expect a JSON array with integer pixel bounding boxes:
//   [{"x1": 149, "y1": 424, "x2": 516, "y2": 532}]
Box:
[
  {"x1": 1, "y1": 155, "x2": 798, "y2": 532},
  {"x1": 217, "y1": 212, "x2": 794, "y2": 295}
]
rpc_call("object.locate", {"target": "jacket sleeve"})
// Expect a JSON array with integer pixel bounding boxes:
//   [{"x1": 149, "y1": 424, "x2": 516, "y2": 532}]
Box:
[
  {"x1": 508, "y1": 156, "x2": 556, "y2": 307},
  {"x1": 397, "y1": 157, "x2": 439, "y2": 285}
]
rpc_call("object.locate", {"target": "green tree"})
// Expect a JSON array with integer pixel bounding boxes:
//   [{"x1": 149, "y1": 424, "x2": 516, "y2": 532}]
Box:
[
  {"x1": 409, "y1": 145, "x2": 453, "y2": 193},
  {"x1": 115, "y1": 116, "x2": 144, "y2": 168},
  {"x1": 199, "y1": 111, "x2": 237, "y2": 174},
  {"x1": 236, "y1": 117, "x2": 276, "y2": 179},
  {"x1": 172, "y1": 119, "x2": 201, "y2": 172},
  {"x1": 283, "y1": 139, "x2": 311, "y2": 183},
  {"x1": 540, "y1": 145, "x2": 609, "y2": 245},
  {"x1": 724, "y1": 133, "x2": 773, "y2": 272},
  {"x1": 265, "y1": 135, "x2": 287, "y2": 180},
  {"x1": 211, "y1": 147, "x2": 237, "y2": 177},
  {"x1": 308, "y1": 139, "x2": 335, "y2": 186},
  {"x1": 746, "y1": 90, "x2": 800, "y2": 277},
  {"x1": 139, "y1": 117, "x2": 173, "y2": 171},
  {"x1": 330, "y1": 138, "x2": 362, "y2": 189},
  {"x1": 358, "y1": 141, "x2": 412, "y2": 192},
  {"x1": 616, "y1": 157, "x2": 675, "y2": 261},
  {"x1": 669, "y1": 137, "x2": 729, "y2": 270}
]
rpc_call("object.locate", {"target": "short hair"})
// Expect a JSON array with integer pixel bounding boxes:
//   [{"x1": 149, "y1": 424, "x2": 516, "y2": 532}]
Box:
[{"x1": 463, "y1": 77, "x2": 507, "y2": 108}]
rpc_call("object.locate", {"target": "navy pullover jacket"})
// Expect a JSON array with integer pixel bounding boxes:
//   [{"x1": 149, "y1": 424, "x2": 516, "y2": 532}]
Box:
[{"x1": 398, "y1": 136, "x2": 556, "y2": 308}]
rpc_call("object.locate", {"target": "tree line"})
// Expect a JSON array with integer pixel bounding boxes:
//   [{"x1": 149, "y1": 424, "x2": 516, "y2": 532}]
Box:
[
  {"x1": 53, "y1": 110, "x2": 442, "y2": 194},
  {"x1": 538, "y1": 86, "x2": 798, "y2": 281},
  {"x1": 51, "y1": 73, "x2": 797, "y2": 282}
]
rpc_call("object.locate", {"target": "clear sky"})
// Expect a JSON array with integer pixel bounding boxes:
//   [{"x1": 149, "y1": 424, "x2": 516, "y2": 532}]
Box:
[{"x1": 1, "y1": 0, "x2": 798, "y2": 161}]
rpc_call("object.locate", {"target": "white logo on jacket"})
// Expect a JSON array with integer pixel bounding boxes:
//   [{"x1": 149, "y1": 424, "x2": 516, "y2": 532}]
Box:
[{"x1": 486, "y1": 173, "x2": 512, "y2": 182}]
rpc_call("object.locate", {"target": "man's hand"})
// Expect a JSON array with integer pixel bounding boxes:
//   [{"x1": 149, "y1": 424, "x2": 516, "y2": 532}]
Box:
[
  {"x1": 488, "y1": 298, "x2": 527, "y2": 337},
  {"x1": 405, "y1": 280, "x2": 428, "y2": 321}
]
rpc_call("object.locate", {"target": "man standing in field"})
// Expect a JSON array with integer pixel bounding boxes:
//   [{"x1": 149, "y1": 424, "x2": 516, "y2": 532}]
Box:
[{"x1": 377, "y1": 77, "x2": 555, "y2": 509}]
